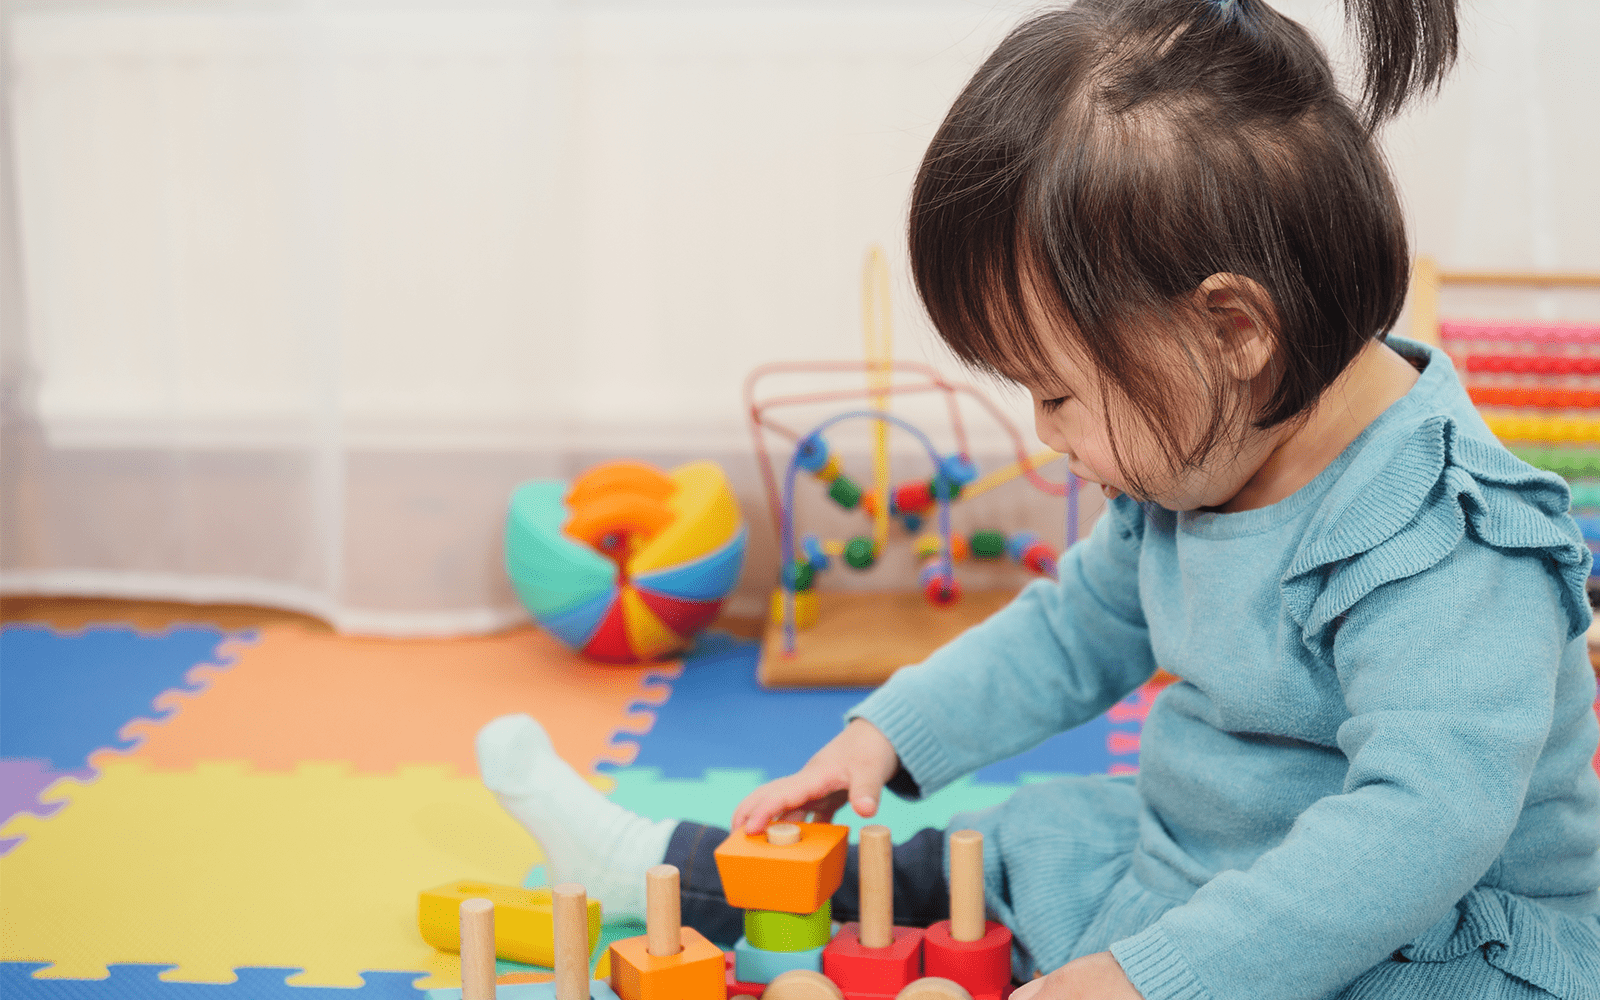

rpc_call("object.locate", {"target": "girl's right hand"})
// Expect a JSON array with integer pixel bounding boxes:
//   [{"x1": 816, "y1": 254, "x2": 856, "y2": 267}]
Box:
[{"x1": 731, "y1": 718, "x2": 901, "y2": 835}]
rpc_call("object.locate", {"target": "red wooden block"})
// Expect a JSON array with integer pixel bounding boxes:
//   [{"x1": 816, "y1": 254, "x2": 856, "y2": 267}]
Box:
[
  {"x1": 725, "y1": 951, "x2": 765, "y2": 997},
  {"x1": 823, "y1": 923, "x2": 924, "y2": 997},
  {"x1": 923, "y1": 920, "x2": 1013, "y2": 1000}
]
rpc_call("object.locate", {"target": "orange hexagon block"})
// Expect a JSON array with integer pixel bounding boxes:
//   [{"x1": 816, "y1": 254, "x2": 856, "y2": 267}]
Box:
[
  {"x1": 609, "y1": 926, "x2": 728, "y2": 1000},
  {"x1": 713, "y1": 822, "x2": 848, "y2": 915}
]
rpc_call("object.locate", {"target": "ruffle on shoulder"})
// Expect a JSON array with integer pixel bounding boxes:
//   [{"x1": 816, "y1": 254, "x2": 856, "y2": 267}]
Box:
[{"x1": 1282, "y1": 414, "x2": 1593, "y2": 649}]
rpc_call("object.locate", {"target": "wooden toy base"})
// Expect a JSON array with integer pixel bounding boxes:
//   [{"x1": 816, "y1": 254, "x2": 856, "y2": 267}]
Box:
[{"x1": 759, "y1": 589, "x2": 1019, "y2": 688}]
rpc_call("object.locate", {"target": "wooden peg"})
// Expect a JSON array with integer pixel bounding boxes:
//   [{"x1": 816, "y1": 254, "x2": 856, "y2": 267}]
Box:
[
  {"x1": 551, "y1": 883, "x2": 590, "y2": 1000},
  {"x1": 459, "y1": 897, "x2": 496, "y2": 1000},
  {"x1": 947, "y1": 830, "x2": 985, "y2": 943},
  {"x1": 858, "y1": 824, "x2": 893, "y2": 949},
  {"x1": 761, "y1": 968, "x2": 845, "y2": 1000},
  {"x1": 645, "y1": 864, "x2": 683, "y2": 957},
  {"x1": 766, "y1": 822, "x2": 801, "y2": 846},
  {"x1": 894, "y1": 977, "x2": 973, "y2": 1000}
]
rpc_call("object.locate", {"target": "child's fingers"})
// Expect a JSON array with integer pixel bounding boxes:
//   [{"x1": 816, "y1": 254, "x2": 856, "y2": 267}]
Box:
[
  {"x1": 847, "y1": 772, "x2": 885, "y2": 818},
  {"x1": 736, "y1": 772, "x2": 847, "y2": 833}
]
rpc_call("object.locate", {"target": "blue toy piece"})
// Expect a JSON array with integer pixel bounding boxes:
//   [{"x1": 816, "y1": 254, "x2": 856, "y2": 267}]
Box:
[
  {"x1": 795, "y1": 434, "x2": 830, "y2": 473},
  {"x1": 935, "y1": 454, "x2": 979, "y2": 489},
  {"x1": 734, "y1": 937, "x2": 825, "y2": 984},
  {"x1": 900, "y1": 512, "x2": 924, "y2": 534},
  {"x1": 801, "y1": 534, "x2": 830, "y2": 571},
  {"x1": 1006, "y1": 531, "x2": 1041, "y2": 562}
]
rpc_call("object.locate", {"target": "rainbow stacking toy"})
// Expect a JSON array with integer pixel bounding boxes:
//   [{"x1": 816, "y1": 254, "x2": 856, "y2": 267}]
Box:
[{"x1": 506, "y1": 460, "x2": 747, "y2": 663}]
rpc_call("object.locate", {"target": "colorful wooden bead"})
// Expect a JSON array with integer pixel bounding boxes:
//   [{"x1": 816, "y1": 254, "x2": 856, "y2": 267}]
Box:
[
  {"x1": 801, "y1": 534, "x2": 830, "y2": 571},
  {"x1": 796, "y1": 435, "x2": 830, "y2": 473},
  {"x1": 844, "y1": 536, "x2": 877, "y2": 569},
  {"x1": 1020, "y1": 542, "x2": 1056, "y2": 576},
  {"x1": 783, "y1": 561, "x2": 815, "y2": 592},
  {"x1": 893, "y1": 481, "x2": 934, "y2": 516},
  {"x1": 969, "y1": 531, "x2": 1006, "y2": 560},
  {"x1": 829, "y1": 476, "x2": 864, "y2": 510},
  {"x1": 923, "y1": 573, "x2": 962, "y2": 606},
  {"x1": 1005, "y1": 532, "x2": 1039, "y2": 562},
  {"x1": 769, "y1": 590, "x2": 820, "y2": 629}
]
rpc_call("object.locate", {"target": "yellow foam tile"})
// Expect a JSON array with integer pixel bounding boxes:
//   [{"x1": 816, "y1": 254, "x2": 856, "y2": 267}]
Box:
[{"x1": 0, "y1": 759, "x2": 543, "y2": 988}]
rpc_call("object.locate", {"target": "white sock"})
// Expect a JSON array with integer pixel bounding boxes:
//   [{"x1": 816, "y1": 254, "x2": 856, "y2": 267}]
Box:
[{"x1": 476, "y1": 713, "x2": 676, "y2": 921}]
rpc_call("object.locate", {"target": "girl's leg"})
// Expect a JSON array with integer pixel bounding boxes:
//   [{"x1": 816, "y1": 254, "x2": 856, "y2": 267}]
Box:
[
  {"x1": 476, "y1": 714, "x2": 677, "y2": 919},
  {"x1": 669, "y1": 821, "x2": 951, "y2": 946}
]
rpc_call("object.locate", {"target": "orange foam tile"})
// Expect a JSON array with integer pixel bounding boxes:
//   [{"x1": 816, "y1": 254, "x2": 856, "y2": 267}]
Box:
[{"x1": 122, "y1": 625, "x2": 679, "y2": 776}]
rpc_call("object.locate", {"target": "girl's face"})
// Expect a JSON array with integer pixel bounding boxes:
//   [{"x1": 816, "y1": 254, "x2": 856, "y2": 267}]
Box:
[{"x1": 1024, "y1": 330, "x2": 1278, "y2": 513}]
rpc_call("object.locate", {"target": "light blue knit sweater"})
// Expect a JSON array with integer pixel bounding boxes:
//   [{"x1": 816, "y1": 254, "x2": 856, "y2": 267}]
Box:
[{"x1": 851, "y1": 339, "x2": 1600, "y2": 1000}]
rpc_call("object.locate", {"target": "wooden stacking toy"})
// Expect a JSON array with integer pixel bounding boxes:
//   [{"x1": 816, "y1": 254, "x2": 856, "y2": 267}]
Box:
[
  {"x1": 716, "y1": 821, "x2": 849, "y2": 987},
  {"x1": 434, "y1": 883, "x2": 619, "y2": 1000},
  {"x1": 822, "y1": 825, "x2": 926, "y2": 999},
  {"x1": 608, "y1": 864, "x2": 728, "y2": 1000},
  {"x1": 919, "y1": 832, "x2": 1012, "y2": 1000}
]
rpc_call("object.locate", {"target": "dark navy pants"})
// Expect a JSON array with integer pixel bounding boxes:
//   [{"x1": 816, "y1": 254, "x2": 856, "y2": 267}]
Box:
[{"x1": 664, "y1": 822, "x2": 950, "y2": 947}]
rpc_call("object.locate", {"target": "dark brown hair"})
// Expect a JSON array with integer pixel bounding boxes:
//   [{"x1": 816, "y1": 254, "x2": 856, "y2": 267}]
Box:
[{"x1": 909, "y1": 0, "x2": 1458, "y2": 493}]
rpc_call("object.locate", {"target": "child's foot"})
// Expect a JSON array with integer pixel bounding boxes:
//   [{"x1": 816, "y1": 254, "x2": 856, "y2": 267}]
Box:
[{"x1": 476, "y1": 713, "x2": 676, "y2": 921}]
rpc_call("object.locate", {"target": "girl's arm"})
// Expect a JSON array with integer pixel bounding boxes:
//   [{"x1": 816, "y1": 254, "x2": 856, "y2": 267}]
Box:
[
  {"x1": 735, "y1": 494, "x2": 1155, "y2": 832},
  {"x1": 1112, "y1": 540, "x2": 1584, "y2": 1000},
  {"x1": 848, "y1": 494, "x2": 1156, "y2": 797}
]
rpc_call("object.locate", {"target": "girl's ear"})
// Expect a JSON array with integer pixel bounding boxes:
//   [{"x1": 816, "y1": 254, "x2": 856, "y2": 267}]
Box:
[{"x1": 1195, "y1": 273, "x2": 1277, "y2": 381}]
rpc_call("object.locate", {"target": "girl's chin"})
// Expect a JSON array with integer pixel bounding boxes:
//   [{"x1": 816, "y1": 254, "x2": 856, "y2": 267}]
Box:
[{"x1": 1099, "y1": 484, "x2": 1123, "y2": 500}]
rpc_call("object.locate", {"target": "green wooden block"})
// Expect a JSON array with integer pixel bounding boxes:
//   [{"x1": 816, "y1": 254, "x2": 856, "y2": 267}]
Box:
[{"x1": 744, "y1": 901, "x2": 832, "y2": 952}]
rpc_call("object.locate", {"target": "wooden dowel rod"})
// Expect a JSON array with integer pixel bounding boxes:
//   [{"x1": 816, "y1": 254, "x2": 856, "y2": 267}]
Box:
[
  {"x1": 552, "y1": 883, "x2": 589, "y2": 1000},
  {"x1": 1438, "y1": 271, "x2": 1600, "y2": 288},
  {"x1": 645, "y1": 864, "x2": 683, "y2": 957},
  {"x1": 459, "y1": 897, "x2": 496, "y2": 1000},
  {"x1": 859, "y1": 825, "x2": 893, "y2": 949},
  {"x1": 947, "y1": 830, "x2": 985, "y2": 943}
]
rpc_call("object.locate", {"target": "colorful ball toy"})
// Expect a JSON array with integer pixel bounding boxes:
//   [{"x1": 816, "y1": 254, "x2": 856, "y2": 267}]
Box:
[{"x1": 505, "y1": 460, "x2": 747, "y2": 663}]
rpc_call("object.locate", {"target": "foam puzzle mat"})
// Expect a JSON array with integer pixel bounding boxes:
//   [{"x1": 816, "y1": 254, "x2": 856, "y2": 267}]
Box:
[{"x1": 14, "y1": 615, "x2": 1578, "y2": 996}]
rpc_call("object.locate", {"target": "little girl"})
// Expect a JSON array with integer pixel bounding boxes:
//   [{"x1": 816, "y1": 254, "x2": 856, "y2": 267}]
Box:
[{"x1": 477, "y1": 0, "x2": 1600, "y2": 996}]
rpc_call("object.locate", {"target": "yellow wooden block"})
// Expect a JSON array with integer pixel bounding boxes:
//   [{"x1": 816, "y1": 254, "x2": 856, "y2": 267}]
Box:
[
  {"x1": 608, "y1": 925, "x2": 727, "y2": 1000},
  {"x1": 419, "y1": 880, "x2": 602, "y2": 967},
  {"x1": 713, "y1": 823, "x2": 847, "y2": 915}
]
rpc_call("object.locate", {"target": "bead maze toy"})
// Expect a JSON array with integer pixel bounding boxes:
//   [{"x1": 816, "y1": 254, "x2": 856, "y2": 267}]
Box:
[
  {"x1": 506, "y1": 460, "x2": 748, "y2": 663},
  {"x1": 713, "y1": 821, "x2": 1011, "y2": 1000},
  {"x1": 431, "y1": 883, "x2": 619, "y2": 1000},
  {"x1": 751, "y1": 249, "x2": 1078, "y2": 688},
  {"x1": 1408, "y1": 258, "x2": 1600, "y2": 662}
]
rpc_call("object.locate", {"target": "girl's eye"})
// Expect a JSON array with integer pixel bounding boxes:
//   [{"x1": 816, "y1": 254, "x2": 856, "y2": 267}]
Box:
[{"x1": 1039, "y1": 396, "x2": 1069, "y2": 413}]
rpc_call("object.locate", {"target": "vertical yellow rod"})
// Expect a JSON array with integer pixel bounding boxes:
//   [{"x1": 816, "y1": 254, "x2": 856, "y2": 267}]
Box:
[
  {"x1": 863, "y1": 246, "x2": 893, "y2": 554},
  {"x1": 1409, "y1": 255, "x2": 1441, "y2": 348}
]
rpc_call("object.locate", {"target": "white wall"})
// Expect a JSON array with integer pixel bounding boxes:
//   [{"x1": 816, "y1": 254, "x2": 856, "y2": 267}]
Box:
[{"x1": 3, "y1": 0, "x2": 1596, "y2": 633}]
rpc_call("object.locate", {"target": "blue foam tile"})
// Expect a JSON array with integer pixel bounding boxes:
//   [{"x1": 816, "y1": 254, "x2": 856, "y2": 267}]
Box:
[
  {"x1": 0, "y1": 625, "x2": 239, "y2": 771},
  {"x1": 0, "y1": 964, "x2": 425, "y2": 997},
  {"x1": 626, "y1": 632, "x2": 1135, "y2": 784}
]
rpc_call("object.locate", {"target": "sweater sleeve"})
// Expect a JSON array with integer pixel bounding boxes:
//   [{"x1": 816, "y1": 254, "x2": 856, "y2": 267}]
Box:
[
  {"x1": 1115, "y1": 540, "x2": 1572, "y2": 1000},
  {"x1": 849, "y1": 495, "x2": 1157, "y2": 796},
  {"x1": 1113, "y1": 419, "x2": 1594, "y2": 1000}
]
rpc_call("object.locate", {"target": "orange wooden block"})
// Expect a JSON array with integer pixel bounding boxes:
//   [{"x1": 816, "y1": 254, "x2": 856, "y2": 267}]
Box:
[
  {"x1": 609, "y1": 926, "x2": 728, "y2": 1000},
  {"x1": 713, "y1": 823, "x2": 848, "y2": 915}
]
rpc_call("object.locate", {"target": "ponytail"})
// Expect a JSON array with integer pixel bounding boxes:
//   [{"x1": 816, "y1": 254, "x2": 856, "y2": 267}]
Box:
[{"x1": 1343, "y1": 0, "x2": 1459, "y2": 125}]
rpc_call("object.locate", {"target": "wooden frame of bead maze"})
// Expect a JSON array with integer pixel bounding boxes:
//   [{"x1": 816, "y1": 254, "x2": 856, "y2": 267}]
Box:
[
  {"x1": 748, "y1": 247, "x2": 1079, "y2": 688},
  {"x1": 1408, "y1": 257, "x2": 1600, "y2": 668}
]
